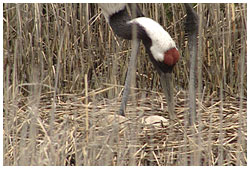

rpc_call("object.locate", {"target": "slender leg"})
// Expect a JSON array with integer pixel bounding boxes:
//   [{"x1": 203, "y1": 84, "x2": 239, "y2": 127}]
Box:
[
  {"x1": 119, "y1": 38, "x2": 140, "y2": 116},
  {"x1": 184, "y1": 4, "x2": 199, "y2": 125}
]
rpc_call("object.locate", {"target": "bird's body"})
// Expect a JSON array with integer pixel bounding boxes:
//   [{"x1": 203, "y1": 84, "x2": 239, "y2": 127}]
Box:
[{"x1": 99, "y1": 3, "x2": 179, "y2": 117}]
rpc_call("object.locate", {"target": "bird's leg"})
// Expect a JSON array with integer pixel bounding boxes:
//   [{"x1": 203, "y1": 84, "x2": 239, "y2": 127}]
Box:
[
  {"x1": 119, "y1": 38, "x2": 140, "y2": 116},
  {"x1": 119, "y1": 4, "x2": 140, "y2": 116},
  {"x1": 184, "y1": 4, "x2": 199, "y2": 125}
]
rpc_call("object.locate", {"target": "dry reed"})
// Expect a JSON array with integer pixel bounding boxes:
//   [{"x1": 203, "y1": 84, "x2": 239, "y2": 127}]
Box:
[{"x1": 3, "y1": 3, "x2": 247, "y2": 166}]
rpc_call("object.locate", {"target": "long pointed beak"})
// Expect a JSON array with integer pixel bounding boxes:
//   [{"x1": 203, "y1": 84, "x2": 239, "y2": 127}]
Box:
[{"x1": 159, "y1": 71, "x2": 175, "y2": 120}]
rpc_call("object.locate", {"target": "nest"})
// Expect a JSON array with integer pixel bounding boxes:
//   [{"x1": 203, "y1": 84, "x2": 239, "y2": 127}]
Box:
[{"x1": 3, "y1": 90, "x2": 247, "y2": 166}]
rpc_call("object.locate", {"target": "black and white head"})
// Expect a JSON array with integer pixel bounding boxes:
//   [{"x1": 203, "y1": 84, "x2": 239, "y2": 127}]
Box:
[{"x1": 128, "y1": 17, "x2": 180, "y2": 70}]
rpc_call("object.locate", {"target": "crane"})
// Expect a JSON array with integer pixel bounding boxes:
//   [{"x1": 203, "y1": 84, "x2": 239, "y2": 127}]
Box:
[
  {"x1": 99, "y1": 4, "x2": 196, "y2": 119},
  {"x1": 99, "y1": 3, "x2": 179, "y2": 118}
]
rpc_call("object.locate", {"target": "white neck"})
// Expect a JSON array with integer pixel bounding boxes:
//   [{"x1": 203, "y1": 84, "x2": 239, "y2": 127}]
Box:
[{"x1": 128, "y1": 17, "x2": 176, "y2": 62}]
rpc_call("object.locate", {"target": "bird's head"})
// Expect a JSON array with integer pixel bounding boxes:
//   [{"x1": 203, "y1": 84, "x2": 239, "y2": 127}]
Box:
[
  {"x1": 128, "y1": 17, "x2": 180, "y2": 69},
  {"x1": 164, "y1": 48, "x2": 180, "y2": 66}
]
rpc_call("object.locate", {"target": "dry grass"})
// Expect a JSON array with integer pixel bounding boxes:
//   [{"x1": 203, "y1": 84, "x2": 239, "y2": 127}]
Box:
[
  {"x1": 3, "y1": 3, "x2": 247, "y2": 166},
  {"x1": 3, "y1": 89, "x2": 247, "y2": 165}
]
